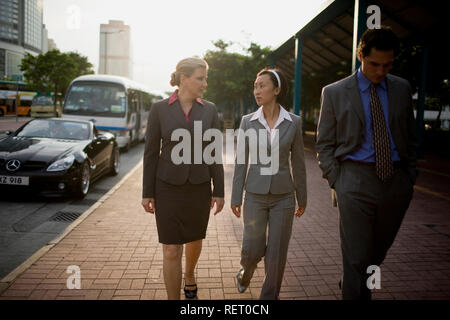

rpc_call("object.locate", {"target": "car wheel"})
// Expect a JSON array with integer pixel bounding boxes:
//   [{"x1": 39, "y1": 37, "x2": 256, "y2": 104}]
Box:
[
  {"x1": 75, "y1": 161, "x2": 90, "y2": 199},
  {"x1": 109, "y1": 147, "x2": 120, "y2": 176}
]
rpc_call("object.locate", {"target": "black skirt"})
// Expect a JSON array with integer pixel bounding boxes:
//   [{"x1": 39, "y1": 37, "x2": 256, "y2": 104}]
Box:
[{"x1": 154, "y1": 178, "x2": 212, "y2": 244}]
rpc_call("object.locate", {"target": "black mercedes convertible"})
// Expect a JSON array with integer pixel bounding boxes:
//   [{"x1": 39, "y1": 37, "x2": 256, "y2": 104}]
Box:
[{"x1": 0, "y1": 118, "x2": 120, "y2": 198}]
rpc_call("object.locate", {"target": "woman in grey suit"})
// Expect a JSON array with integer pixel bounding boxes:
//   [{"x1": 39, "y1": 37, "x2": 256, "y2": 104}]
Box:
[
  {"x1": 231, "y1": 68, "x2": 307, "y2": 299},
  {"x1": 142, "y1": 57, "x2": 224, "y2": 300}
]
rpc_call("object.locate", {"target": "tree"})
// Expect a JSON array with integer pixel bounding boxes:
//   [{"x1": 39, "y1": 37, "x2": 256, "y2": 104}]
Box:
[
  {"x1": 67, "y1": 51, "x2": 95, "y2": 78},
  {"x1": 20, "y1": 50, "x2": 94, "y2": 112},
  {"x1": 203, "y1": 41, "x2": 271, "y2": 127}
]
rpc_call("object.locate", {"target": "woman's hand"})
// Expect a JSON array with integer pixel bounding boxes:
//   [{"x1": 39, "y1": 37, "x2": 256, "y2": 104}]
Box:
[
  {"x1": 211, "y1": 197, "x2": 224, "y2": 215},
  {"x1": 295, "y1": 206, "x2": 306, "y2": 217},
  {"x1": 231, "y1": 205, "x2": 241, "y2": 218},
  {"x1": 142, "y1": 198, "x2": 155, "y2": 214}
]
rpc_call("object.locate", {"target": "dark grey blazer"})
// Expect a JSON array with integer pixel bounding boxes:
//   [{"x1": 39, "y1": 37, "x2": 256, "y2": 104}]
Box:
[
  {"x1": 142, "y1": 97, "x2": 224, "y2": 198},
  {"x1": 316, "y1": 72, "x2": 418, "y2": 189}
]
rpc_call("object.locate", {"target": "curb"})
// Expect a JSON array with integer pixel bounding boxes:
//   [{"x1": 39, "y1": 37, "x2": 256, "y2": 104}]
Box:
[{"x1": 0, "y1": 159, "x2": 144, "y2": 295}]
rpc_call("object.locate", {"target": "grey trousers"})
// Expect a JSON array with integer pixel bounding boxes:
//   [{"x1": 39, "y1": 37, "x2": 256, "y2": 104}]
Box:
[
  {"x1": 335, "y1": 160, "x2": 414, "y2": 300},
  {"x1": 240, "y1": 191, "x2": 296, "y2": 300}
]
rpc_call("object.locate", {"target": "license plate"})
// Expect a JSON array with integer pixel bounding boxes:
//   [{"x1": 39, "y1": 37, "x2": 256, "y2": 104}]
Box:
[{"x1": 0, "y1": 175, "x2": 29, "y2": 186}]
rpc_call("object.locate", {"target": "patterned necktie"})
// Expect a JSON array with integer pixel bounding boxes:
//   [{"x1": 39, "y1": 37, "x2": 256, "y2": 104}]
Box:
[{"x1": 370, "y1": 83, "x2": 394, "y2": 181}]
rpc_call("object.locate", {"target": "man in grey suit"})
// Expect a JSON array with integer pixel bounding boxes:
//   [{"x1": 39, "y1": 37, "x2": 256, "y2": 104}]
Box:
[{"x1": 316, "y1": 27, "x2": 417, "y2": 300}]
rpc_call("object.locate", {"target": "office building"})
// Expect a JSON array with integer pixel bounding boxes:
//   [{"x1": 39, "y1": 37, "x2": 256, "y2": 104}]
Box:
[
  {"x1": 99, "y1": 20, "x2": 132, "y2": 78},
  {"x1": 0, "y1": 0, "x2": 46, "y2": 79}
]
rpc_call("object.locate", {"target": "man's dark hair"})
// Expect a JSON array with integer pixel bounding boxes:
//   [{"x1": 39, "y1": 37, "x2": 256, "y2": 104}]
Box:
[{"x1": 357, "y1": 26, "x2": 400, "y2": 58}]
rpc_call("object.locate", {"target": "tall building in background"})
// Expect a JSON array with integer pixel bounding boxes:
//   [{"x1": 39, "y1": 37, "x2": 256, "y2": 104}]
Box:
[
  {"x1": 0, "y1": 0, "x2": 46, "y2": 79},
  {"x1": 99, "y1": 20, "x2": 132, "y2": 79},
  {"x1": 47, "y1": 38, "x2": 57, "y2": 51},
  {"x1": 41, "y1": 23, "x2": 48, "y2": 53}
]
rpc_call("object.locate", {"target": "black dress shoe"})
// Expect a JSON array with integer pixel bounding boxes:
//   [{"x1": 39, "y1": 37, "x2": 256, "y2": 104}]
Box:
[
  {"x1": 184, "y1": 283, "x2": 198, "y2": 299},
  {"x1": 236, "y1": 269, "x2": 248, "y2": 293}
]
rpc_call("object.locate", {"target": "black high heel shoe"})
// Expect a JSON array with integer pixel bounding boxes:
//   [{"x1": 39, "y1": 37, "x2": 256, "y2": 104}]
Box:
[{"x1": 184, "y1": 283, "x2": 198, "y2": 299}]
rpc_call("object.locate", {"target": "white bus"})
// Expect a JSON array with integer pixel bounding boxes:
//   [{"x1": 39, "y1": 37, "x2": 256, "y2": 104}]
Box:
[{"x1": 62, "y1": 75, "x2": 164, "y2": 150}]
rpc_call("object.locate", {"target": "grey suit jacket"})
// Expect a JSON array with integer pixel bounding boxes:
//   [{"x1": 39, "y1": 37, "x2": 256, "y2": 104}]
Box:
[
  {"x1": 142, "y1": 97, "x2": 224, "y2": 198},
  {"x1": 316, "y1": 72, "x2": 418, "y2": 190},
  {"x1": 231, "y1": 111, "x2": 307, "y2": 207}
]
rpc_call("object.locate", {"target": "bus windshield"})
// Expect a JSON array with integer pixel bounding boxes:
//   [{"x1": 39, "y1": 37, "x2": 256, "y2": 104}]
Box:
[
  {"x1": 32, "y1": 96, "x2": 54, "y2": 106},
  {"x1": 63, "y1": 82, "x2": 126, "y2": 118}
]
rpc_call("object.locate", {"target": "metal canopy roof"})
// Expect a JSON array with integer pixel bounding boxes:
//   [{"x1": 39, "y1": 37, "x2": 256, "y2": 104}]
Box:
[{"x1": 271, "y1": 0, "x2": 445, "y2": 82}]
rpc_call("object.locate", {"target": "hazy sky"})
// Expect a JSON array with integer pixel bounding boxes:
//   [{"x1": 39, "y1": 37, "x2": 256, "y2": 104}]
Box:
[{"x1": 43, "y1": 0, "x2": 330, "y2": 93}]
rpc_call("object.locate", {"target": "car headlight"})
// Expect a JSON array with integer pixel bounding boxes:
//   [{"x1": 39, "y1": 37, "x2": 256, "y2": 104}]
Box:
[{"x1": 47, "y1": 154, "x2": 75, "y2": 172}]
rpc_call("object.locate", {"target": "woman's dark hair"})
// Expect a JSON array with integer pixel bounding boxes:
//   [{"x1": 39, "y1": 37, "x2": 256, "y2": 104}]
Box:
[
  {"x1": 357, "y1": 26, "x2": 400, "y2": 58},
  {"x1": 257, "y1": 67, "x2": 289, "y2": 105}
]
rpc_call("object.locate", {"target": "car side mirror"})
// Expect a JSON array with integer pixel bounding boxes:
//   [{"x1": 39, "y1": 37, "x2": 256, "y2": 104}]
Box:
[
  {"x1": 5, "y1": 130, "x2": 13, "y2": 136},
  {"x1": 97, "y1": 134, "x2": 108, "y2": 141}
]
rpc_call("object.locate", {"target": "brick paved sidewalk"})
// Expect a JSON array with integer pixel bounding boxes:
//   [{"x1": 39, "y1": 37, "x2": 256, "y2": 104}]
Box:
[{"x1": 0, "y1": 141, "x2": 449, "y2": 300}]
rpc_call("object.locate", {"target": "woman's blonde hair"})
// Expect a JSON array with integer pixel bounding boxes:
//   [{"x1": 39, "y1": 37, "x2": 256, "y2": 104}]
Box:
[{"x1": 170, "y1": 57, "x2": 209, "y2": 87}]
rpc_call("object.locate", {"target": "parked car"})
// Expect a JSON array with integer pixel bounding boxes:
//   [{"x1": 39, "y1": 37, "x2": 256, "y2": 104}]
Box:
[{"x1": 0, "y1": 118, "x2": 120, "y2": 198}]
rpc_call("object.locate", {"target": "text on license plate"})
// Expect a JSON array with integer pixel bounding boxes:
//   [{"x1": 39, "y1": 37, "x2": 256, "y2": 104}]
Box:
[{"x1": 0, "y1": 175, "x2": 29, "y2": 186}]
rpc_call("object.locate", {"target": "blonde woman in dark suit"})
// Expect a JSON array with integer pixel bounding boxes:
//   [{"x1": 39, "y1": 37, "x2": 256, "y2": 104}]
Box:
[
  {"x1": 142, "y1": 57, "x2": 224, "y2": 300},
  {"x1": 231, "y1": 68, "x2": 307, "y2": 299}
]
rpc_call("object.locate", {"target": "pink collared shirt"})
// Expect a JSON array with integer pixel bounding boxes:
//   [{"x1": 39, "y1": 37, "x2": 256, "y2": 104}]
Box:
[{"x1": 168, "y1": 90, "x2": 204, "y2": 122}]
